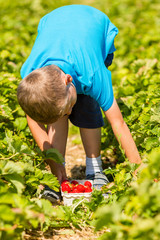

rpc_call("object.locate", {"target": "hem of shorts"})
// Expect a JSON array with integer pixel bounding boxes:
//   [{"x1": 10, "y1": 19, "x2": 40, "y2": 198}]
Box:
[{"x1": 69, "y1": 119, "x2": 104, "y2": 129}]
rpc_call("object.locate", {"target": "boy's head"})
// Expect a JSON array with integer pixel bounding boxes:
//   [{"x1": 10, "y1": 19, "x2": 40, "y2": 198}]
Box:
[{"x1": 17, "y1": 65, "x2": 77, "y2": 124}]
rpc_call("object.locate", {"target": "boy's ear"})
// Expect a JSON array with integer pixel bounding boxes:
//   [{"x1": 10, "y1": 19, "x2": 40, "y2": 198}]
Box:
[{"x1": 65, "y1": 74, "x2": 72, "y2": 85}]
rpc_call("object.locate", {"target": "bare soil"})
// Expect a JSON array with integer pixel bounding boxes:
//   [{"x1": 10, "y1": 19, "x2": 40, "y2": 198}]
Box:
[
  {"x1": 65, "y1": 134, "x2": 86, "y2": 180},
  {"x1": 24, "y1": 227, "x2": 106, "y2": 240}
]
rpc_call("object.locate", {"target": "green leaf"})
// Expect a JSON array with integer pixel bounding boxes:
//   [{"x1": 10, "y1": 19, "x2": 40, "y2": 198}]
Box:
[
  {"x1": 13, "y1": 117, "x2": 27, "y2": 130},
  {"x1": 94, "y1": 204, "x2": 121, "y2": 231},
  {"x1": 150, "y1": 111, "x2": 160, "y2": 123},
  {"x1": 35, "y1": 168, "x2": 43, "y2": 180},
  {"x1": 115, "y1": 169, "x2": 126, "y2": 184},
  {"x1": 0, "y1": 205, "x2": 15, "y2": 221},
  {"x1": 0, "y1": 192, "x2": 16, "y2": 205},
  {"x1": 1, "y1": 160, "x2": 33, "y2": 175},
  {"x1": 40, "y1": 172, "x2": 59, "y2": 191},
  {"x1": 0, "y1": 50, "x2": 10, "y2": 59},
  {"x1": 143, "y1": 137, "x2": 159, "y2": 151},
  {"x1": 5, "y1": 173, "x2": 25, "y2": 194},
  {"x1": 124, "y1": 172, "x2": 132, "y2": 182},
  {"x1": 43, "y1": 148, "x2": 64, "y2": 164},
  {"x1": 5, "y1": 129, "x2": 34, "y2": 155},
  {"x1": 0, "y1": 104, "x2": 13, "y2": 119}
]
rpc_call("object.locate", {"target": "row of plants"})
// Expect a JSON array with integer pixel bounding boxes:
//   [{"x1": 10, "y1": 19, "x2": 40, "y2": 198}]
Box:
[
  {"x1": 99, "y1": 0, "x2": 160, "y2": 238},
  {"x1": 0, "y1": 0, "x2": 160, "y2": 239}
]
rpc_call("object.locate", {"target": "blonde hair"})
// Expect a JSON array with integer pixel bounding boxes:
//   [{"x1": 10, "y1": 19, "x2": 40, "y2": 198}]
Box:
[{"x1": 17, "y1": 65, "x2": 68, "y2": 124}]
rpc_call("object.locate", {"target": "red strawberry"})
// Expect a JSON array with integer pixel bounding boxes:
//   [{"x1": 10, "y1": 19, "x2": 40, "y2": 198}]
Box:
[
  {"x1": 77, "y1": 184, "x2": 85, "y2": 193},
  {"x1": 61, "y1": 179, "x2": 69, "y2": 184},
  {"x1": 85, "y1": 187, "x2": 92, "y2": 192},
  {"x1": 84, "y1": 181, "x2": 92, "y2": 188},
  {"x1": 72, "y1": 188, "x2": 79, "y2": 193},
  {"x1": 61, "y1": 183, "x2": 68, "y2": 188},
  {"x1": 62, "y1": 179, "x2": 69, "y2": 183},
  {"x1": 71, "y1": 180, "x2": 79, "y2": 185},
  {"x1": 61, "y1": 184, "x2": 71, "y2": 193},
  {"x1": 70, "y1": 183, "x2": 75, "y2": 190},
  {"x1": 61, "y1": 179, "x2": 70, "y2": 187}
]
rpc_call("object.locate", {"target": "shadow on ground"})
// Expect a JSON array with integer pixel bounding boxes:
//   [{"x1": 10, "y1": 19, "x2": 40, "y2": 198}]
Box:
[{"x1": 69, "y1": 164, "x2": 86, "y2": 180}]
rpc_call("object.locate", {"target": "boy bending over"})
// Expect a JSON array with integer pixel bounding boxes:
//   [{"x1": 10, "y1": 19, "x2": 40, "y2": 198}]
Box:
[{"x1": 17, "y1": 5, "x2": 141, "y2": 202}]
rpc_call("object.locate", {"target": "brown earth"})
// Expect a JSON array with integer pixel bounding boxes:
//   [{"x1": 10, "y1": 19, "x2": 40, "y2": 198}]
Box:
[
  {"x1": 24, "y1": 227, "x2": 107, "y2": 240},
  {"x1": 65, "y1": 134, "x2": 86, "y2": 180}
]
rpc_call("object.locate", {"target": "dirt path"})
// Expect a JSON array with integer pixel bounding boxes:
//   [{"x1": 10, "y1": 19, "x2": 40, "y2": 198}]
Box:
[
  {"x1": 25, "y1": 227, "x2": 105, "y2": 240},
  {"x1": 65, "y1": 134, "x2": 86, "y2": 180}
]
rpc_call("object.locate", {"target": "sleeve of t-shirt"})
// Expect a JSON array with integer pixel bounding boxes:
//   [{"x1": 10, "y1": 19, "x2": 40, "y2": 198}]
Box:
[
  {"x1": 88, "y1": 66, "x2": 114, "y2": 111},
  {"x1": 37, "y1": 14, "x2": 48, "y2": 32},
  {"x1": 104, "y1": 18, "x2": 119, "y2": 55}
]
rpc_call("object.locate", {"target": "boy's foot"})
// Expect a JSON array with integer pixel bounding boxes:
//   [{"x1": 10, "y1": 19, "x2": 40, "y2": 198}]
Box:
[
  {"x1": 39, "y1": 185, "x2": 62, "y2": 203},
  {"x1": 86, "y1": 172, "x2": 109, "y2": 190}
]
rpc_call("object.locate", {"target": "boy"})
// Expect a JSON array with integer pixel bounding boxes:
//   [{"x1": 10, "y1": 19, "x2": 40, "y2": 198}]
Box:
[{"x1": 17, "y1": 5, "x2": 141, "y2": 202}]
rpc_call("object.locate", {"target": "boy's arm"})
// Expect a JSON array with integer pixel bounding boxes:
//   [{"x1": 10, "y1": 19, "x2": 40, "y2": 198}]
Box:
[
  {"x1": 26, "y1": 115, "x2": 51, "y2": 151},
  {"x1": 26, "y1": 115, "x2": 67, "y2": 183},
  {"x1": 104, "y1": 98, "x2": 142, "y2": 164}
]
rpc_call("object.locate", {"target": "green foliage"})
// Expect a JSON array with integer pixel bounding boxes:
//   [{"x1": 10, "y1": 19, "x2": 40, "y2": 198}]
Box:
[
  {"x1": 0, "y1": 0, "x2": 160, "y2": 239},
  {"x1": 42, "y1": 148, "x2": 64, "y2": 164},
  {"x1": 94, "y1": 148, "x2": 160, "y2": 240},
  {"x1": 96, "y1": 1, "x2": 160, "y2": 239}
]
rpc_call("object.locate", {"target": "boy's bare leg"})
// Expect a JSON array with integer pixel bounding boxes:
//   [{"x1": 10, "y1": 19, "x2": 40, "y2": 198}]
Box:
[
  {"x1": 79, "y1": 128, "x2": 101, "y2": 158},
  {"x1": 80, "y1": 128, "x2": 109, "y2": 187},
  {"x1": 47, "y1": 115, "x2": 69, "y2": 183}
]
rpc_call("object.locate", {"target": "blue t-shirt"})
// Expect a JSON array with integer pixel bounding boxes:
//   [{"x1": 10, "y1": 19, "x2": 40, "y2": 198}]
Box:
[{"x1": 20, "y1": 5, "x2": 118, "y2": 111}]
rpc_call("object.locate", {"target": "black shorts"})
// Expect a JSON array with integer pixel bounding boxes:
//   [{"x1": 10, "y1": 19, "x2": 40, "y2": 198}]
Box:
[
  {"x1": 69, "y1": 53, "x2": 114, "y2": 129},
  {"x1": 69, "y1": 94, "x2": 104, "y2": 128}
]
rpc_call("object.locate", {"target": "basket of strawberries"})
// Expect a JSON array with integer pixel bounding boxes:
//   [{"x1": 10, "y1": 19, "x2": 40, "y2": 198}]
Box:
[{"x1": 61, "y1": 179, "x2": 93, "y2": 206}]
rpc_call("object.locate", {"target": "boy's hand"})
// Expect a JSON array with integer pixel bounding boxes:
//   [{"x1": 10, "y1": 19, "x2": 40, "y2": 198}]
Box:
[
  {"x1": 133, "y1": 162, "x2": 146, "y2": 178},
  {"x1": 46, "y1": 159, "x2": 67, "y2": 184}
]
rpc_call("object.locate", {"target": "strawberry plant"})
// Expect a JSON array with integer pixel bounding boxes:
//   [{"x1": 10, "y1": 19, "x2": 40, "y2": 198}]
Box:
[
  {"x1": 0, "y1": 0, "x2": 160, "y2": 239},
  {"x1": 94, "y1": 149, "x2": 160, "y2": 240}
]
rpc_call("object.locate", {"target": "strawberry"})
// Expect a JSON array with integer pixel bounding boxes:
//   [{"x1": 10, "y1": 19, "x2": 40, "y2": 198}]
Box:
[
  {"x1": 85, "y1": 187, "x2": 92, "y2": 192},
  {"x1": 72, "y1": 188, "x2": 79, "y2": 193},
  {"x1": 61, "y1": 180, "x2": 69, "y2": 186},
  {"x1": 84, "y1": 181, "x2": 92, "y2": 188},
  {"x1": 61, "y1": 180, "x2": 70, "y2": 188},
  {"x1": 62, "y1": 179, "x2": 69, "y2": 183},
  {"x1": 71, "y1": 180, "x2": 79, "y2": 185},
  {"x1": 70, "y1": 183, "x2": 75, "y2": 190},
  {"x1": 61, "y1": 180, "x2": 92, "y2": 193},
  {"x1": 77, "y1": 184, "x2": 85, "y2": 193},
  {"x1": 61, "y1": 183, "x2": 68, "y2": 188},
  {"x1": 61, "y1": 184, "x2": 71, "y2": 193}
]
